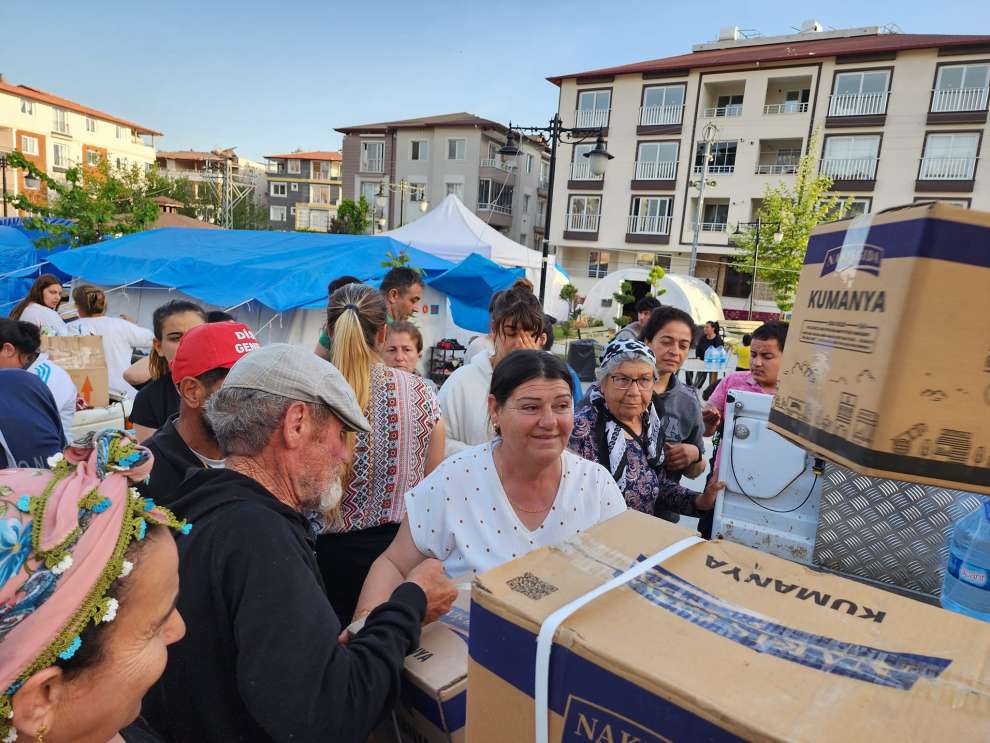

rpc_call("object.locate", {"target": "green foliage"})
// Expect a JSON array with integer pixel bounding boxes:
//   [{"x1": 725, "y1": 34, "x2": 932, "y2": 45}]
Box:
[
  {"x1": 730, "y1": 130, "x2": 850, "y2": 312},
  {"x1": 647, "y1": 265, "x2": 667, "y2": 297},
  {"x1": 330, "y1": 196, "x2": 372, "y2": 234},
  {"x1": 612, "y1": 280, "x2": 635, "y2": 306},
  {"x1": 3, "y1": 151, "x2": 158, "y2": 249},
  {"x1": 380, "y1": 248, "x2": 423, "y2": 277},
  {"x1": 559, "y1": 283, "x2": 580, "y2": 320}
]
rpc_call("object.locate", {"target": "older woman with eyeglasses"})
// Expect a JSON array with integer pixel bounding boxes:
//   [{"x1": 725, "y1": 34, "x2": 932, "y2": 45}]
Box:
[{"x1": 569, "y1": 338, "x2": 723, "y2": 519}]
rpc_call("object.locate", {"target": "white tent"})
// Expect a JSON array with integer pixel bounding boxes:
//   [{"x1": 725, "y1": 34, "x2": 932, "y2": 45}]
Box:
[
  {"x1": 580, "y1": 268, "x2": 725, "y2": 327},
  {"x1": 387, "y1": 195, "x2": 569, "y2": 318}
]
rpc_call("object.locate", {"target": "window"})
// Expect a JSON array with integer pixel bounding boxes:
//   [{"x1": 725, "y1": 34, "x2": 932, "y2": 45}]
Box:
[
  {"x1": 19, "y1": 135, "x2": 38, "y2": 156},
  {"x1": 86, "y1": 150, "x2": 101, "y2": 165},
  {"x1": 722, "y1": 265, "x2": 753, "y2": 299},
  {"x1": 830, "y1": 70, "x2": 890, "y2": 116},
  {"x1": 920, "y1": 132, "x2": 980, "y2": 180},
  {"x1": 715, "y1": 94, "x2": 744, "y2": 117},
  {"x1": 411, "y1": 140, "x2": 429, "y2": 161},
  {"x1": 445, "y1": 182, "x2": 464, "y2": 199},
  {"x1": 52, "y1": 143, "x2": 70, "y2": 169},
  {"x1": 694, "y1": 141, "x2": 737, "y2": 174},
  {"x1": 520, "y1": 233, "x2": 529, "y2": 247},
  {"x1": 588, "y1": 250, "x2": 610, "y2": 278},
  {"x1": 822, "y1": 135, "x2": 881, "y2": 180},
  {"x1": 636, "y1": 141, "x2": 678, "y2": 180},
  {"x1": 287, "y1": 159, "x2": 301, "y2": 174},
  {"x1": 115, "y1": 125, "x2": 126, "y2": 140},
  {"x1": 86, "y1": 117, "x2": 96, "y2": 133},
  {"x1": 361, "y1": 141, "x2": 385, "y2": 171},
  {"x1": 53, "y1": 109, "x2": 69, "y2": 134},
  {"x1": 629, "y1": 196, "x2": 673, "y2": 234},
  {"x1": 20, "y1": 99, "x2": 34, "y2": 115},
  {"x1": 523, "y1": 194, "x2": 531, "y2": 212},
  {"x1": 290, "y1": 182, "x2": 299, "y2": 191},
  {"x1": 447, "y1": 138, "x2": 466, "y2": 160},
  {"x1": 24, "y1": 176, "x2": 40, "y2": 191},
  {"x1": 822, "y1": 197, "x2": 871, "y2": 221},
  {"x1": 310, "y1": 185, "x2": 333, "y2": 204},
  {"x1": 115, "y1": 156, "x2": 126, "y2": 169},
  {"x1": 641, "y1": 84, "x2": 685, "y2": 125},
  {"x1": 700, "y1": 202, "x2": 729, "y2": 231},
  {"x1": 635, "y1": 252, "x2": 672, "y2": 270},
  {"x1": 290, "y1": 206, "x2": 296, "y2": 215},
  {"x1": 478, "y1": 178, "x2": 492, "y2": 205},
  {"x1": 526, "y1": 154, "x2": 534, "y2": 173},
  {"x1": 409, "y1": 183, "x2": 427, "y2": 202},
  {"x1": 576, "y1": 89, "x2": 611, "y2": 128},
  {"x1": 270, "y1": 182, "x2": 287, "y2": 197},
  {"x1": 359, "y1": 181, "x2": 379, "y2": 207},
  {"x1": 311, "y1": 161, "x2": 332, "y2": 180},
  {"x1": 571, "y1": 142, "x2": 604, "y2": 180},
  {"x1": 270, "y1": 205, "x2": 287, "y2": 222},
  {"x1": 933, "y1": 64, "x2": 990, "y2": 112},
  {"x1": 914, "y1": 197, "x2": 970, "y2": 208},
  {"x1": 567, "y1": 195, "x2": 601, "y2": 232}
]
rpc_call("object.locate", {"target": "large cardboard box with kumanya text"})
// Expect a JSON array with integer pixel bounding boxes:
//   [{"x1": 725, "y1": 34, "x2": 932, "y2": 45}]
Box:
[
  {"x1": 768, "y1": 203, "x2": 990, "y2": 494},
  {"x1": 41, "y1": 334, "x2": 108, "y2": 407},
  {"x1": 467, "y1": 510, "x2": 990, "y2": 742}
]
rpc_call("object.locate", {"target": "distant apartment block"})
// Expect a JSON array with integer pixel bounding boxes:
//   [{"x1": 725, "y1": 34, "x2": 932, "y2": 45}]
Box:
[
  {"x1": 546, "y1": 25, "x2": 990, "y2": 318},
  {"x1": 156, "y1": 149, "x2": 268, "y2": 221},
  {"x1": 264, "y1": 151, "x2": 342, "y2": 231},
  {"x1": 0, "y1": 74, "x2": 160, "y2": 209},
  {"x1": 336, "y1": 113, "x2": 550, "y2": 247}
]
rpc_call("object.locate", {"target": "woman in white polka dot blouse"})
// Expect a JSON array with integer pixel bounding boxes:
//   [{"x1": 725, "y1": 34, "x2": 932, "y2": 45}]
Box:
[{"x1": 351, "y1": 349, "x2": 627, "y2": 621}]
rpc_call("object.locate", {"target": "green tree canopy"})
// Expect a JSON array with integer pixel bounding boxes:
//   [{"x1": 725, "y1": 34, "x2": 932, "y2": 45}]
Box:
[{"x1": 330, "y1": 197, "x2": 372, "y2": 234}]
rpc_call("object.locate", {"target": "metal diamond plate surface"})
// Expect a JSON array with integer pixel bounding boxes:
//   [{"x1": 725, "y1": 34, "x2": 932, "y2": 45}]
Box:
[{"x1": 814, "y1": 463, "x2": 986, "y2": 596}]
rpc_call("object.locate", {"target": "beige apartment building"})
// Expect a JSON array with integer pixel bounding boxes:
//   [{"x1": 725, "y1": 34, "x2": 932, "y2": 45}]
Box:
[
  {"x1": 0, "y1": 75, "x2": 159, "y2": 210},
  {"x1": 546, "y1": 25, "x2": 990, "y2": 319},
  {"x1": 337, "y1": 113, "x2": 550, "y2": 247}
]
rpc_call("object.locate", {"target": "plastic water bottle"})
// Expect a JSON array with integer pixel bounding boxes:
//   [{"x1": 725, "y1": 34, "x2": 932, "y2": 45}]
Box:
[
  {"x1": 704, "y1": 345, "x2": 716, "y2": 369},
  {"x1": 717, "y1": 346, "x2": 727, "y2": 370},
  {"x1": 941, "y1": 500, "x2": 990, "y2": 622}
]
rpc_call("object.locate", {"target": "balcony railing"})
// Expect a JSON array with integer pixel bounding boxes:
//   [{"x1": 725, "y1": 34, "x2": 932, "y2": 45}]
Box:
[
  {"x1": 692, "y1": 164, "x2": 735, "y2": 174},
  {"x1": 701, "y1": 104, "x2": 743, "y2": 118},
  {"x1": 635, "y1": 160, "x2": 677, "y2": 180},
  {"x1": 570, "y1": 160, "x2": 603, "y2": 181},
  {"x1": 931, "y1": 87, "x2": 990, "y2": 113},
  {"x1": 755, "y1": 163, "x2": 799, "y2": 175},
  {"x1": 828, "y1": 92, "x2": 889, "y2": 117},
  {"x1": 479, "y1": 202, "x2": 512, "y2": 216},
  {"x1": 693, "y1": 221, "x2": 728, "y2": 232},
  {"x1": 919, "y1": 156, "x2": 978, "y2": 180},
  {"x1": 763, "y1": 102, "x2": 809, "y2": 115},
  {"x1": 820, "y1": 157, "x2": 878, "y2": 180},
  {"x1": 311, "y1": 170, "x2": 338, "y2": 181},
  {"x1": 639, "y1": 105, "x2": 683, "y2": 126},
  {"x1": 52, "y1": 120, "x2": 70, "y2": 135},
  {"x1": 360, "y1": 158, "x2": 384, "y2": 173},
  {"x1": 480, "y1": 158, "x2": 512, "y2": 172},
  {"x1": 575, "y1": 109, "x2": 609, "y2": 129},
  {"x1": 537, "y1": 177, "x2": 549, "y2": 190},
  {"x1": 566, "y1": 213, "x2": 600, "y2": 231},
  {"x1": 627, "y1": 214, "x2": 672, "y2": 235}
]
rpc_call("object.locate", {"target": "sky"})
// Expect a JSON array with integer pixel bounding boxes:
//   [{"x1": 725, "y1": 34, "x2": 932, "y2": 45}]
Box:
[{"x1": 3, "y1": 0, "x2": 989, "y2": 162}]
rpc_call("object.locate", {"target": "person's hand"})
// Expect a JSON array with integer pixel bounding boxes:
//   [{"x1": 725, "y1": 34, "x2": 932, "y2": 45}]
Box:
[
  {"x1": 664, "y1": 443, "x2": 699, "y2": 471},
  {"x1": 702, "y1": 405, "x2": 721, "y2": 436},
  {"x1": 517, "y1": 333, "x2": 543, "y2": 351},
  {"x1": 695, "y1": 477, "x2": 725, "y2": 511},
  {"x1": 406, "y1": 559, "x2": 457, "y2": 625}
]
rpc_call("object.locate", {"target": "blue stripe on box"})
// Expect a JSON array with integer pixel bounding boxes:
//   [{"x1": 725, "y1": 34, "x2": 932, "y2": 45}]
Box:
[
  {"x1": 403, "y1": 683, "x2": 467, "y2": 734},
  {"x1": 804, "y1": 217, "x2": 990, "y2": 269}
]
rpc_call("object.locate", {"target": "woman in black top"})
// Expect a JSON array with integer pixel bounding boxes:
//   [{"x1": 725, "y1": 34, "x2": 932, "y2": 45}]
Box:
[
  {"x1": 130, "y1": 300, "x2": 206, "y2": 440},
  {"x1": 693, "y1": 321, "x2": 724, "y2": 389}
]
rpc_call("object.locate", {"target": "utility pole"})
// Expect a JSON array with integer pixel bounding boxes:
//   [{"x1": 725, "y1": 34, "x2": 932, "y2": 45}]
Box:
[{"x1": 688, "y1": 122, "x2": 718, "y2": 277}]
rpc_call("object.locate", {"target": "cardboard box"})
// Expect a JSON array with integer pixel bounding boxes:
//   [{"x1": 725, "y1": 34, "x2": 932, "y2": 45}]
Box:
[
  {"x1": 41, "y1": 335, "x2": 108, "y2": 407},
  {"x1": 467, "y1": 510, "x2": 990, "y2": 742},
  {"x1": 768, "y1": 203, "x2": 990, "y2": 494}
]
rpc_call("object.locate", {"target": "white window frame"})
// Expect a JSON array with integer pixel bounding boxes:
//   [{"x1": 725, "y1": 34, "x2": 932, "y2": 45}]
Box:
[
  {"x1": 636, "y1": 141, "x2": 679, "y2": 180},
  {"x1": 53, "y1": 108, "x2": 69, "y2": 134},
  {"x1": 20, "y1": 99, "x2": 34, "y2": 115},
  {"x1": 830, "y1": 70, "x2": 891, "y2": 116},
  {"x1": 820, "y1": 196, "x2": 872, "y2": 221},
  {"x1": 447, "y1": 138, "x2": 466, "y2": 161},
  {"x1": 270, "y1": 181, "x2": 288, "y2": 197},
  {"x1": 641, "y1": 84, "x2": 686, "y2": 125},
  {"x1": 445, "y1": 181, "x2": 464, "y2": 199},
  {"x1": 85, "y1": 150, "x2": 101, "y2": 166},
  {"x1": 408, "y1": 182, "x2": 427, "y2": 202},
  {"x1": 86, "y1": 117, "x2": 96, "y2": 133},
  {"x1": 290, "y1": 182, "x2": 299, "y2": 191},
  {"x1": 359, "y1": 181, "x2": 380, "y2": 206},
  {"x1": 933, "y1": 63, "x2": 990, "y2": 112},
  {"x1": 526, "y1": 154, "x2": 534, "y2": 173},
  {"x1": 360, "y1": 141, "x2": 385, "y2": 172},
  {"x1": 629, "y1": 195, "x2": 674, "y2": 235},
  {"x1": 288, "y1": 159, "x2": 301, "y2": 174},
  {"x1": 270, "y1": 205, "x2": 287, "y2": 222},
  {"x1": 523, "y1": 194, "x2": 531, "y2": 213},
  {"x1": 115, "y1": 125, "x2": 126, "y2": 140},
  {"x1": 19, "y1": 135, "x2": 39, "y2": 156},
  {"x1": 52, "y1": 143, "x2": 71, "y2": 169},
  {"x1": 576, "y1": 90, "x2": 611, "y2": 129},
  {"x1": 920, "y1": 132, "x2": 980, "y2": 180},
  {"x1": 310, "y1": 184, "x2": 333, "y2": 205},
  {"x1": 290, "y1": 206, "x2": 296, "y2": 215},
  {"x1": 410, "y1": 140, "x2": 429, "y2": 161},
  {"x1": 587, "y1": 250, "x2": 610, "y2": 279}
]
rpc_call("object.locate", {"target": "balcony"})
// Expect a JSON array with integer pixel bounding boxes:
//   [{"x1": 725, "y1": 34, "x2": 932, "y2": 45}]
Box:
[
  {"x1": 537, "y1": 176, "x2": 549, "y2": 191},
  {"x1": 639, "y1": 105, "x2": 683, "y2": 127},
  {"x1": 763, "y1": 102, "x2": 809, "y2": 115},
  {"x1": 701, "y1": 104, "x2": 742, "y2": 118},
  {"x1": 575, "y1": 108, "x2": 609, "y2": 129},
  {"x1": 820, "y1": 157, "x2": 878, "y2": 184},
  {"x1": 566, "y1": 213, "x2": 600, "y2": 232},
  {"x1": 569, "y1": 160, "x2": 604, "y2": 189},
  {"x1": 826, "y1": 92, "x2": 889, "y2": 126},
  {"x1": 480, "y1": 158, "x2": 512, "y2": 172},
  {"x1": 479, "y1": 202, "x2": 511, "y2": 216},
  {"x1": 692, "y1": 163, "x2": 735, "y2": 174},
  {"x1": 52, "y1": 120, "x2": 70, "y2": 136},
  {"x1": 311, "y1": 169, "x2": 339, "y2": 182},
  {"x1": 916, "y1": 156, "x2": 978, "y2": 192},
  {"x1": 929, "y1": 87, "x2": 990, "y2": 124},
  {"x1": 755, "y1": 164, "x2": 798, "y2": 175},
  {"x1": 634, "y1": 160, "x2": 677, "y2": 181},
  {"x1": 627, "y1": 214, "x2": 672, "y2": 235},
  {"x1": 360, "y1": 158, "x2": 384, "y2": 173},
  {"x1": 692, "y1": 221, "x2": 728, "y2": 232}
]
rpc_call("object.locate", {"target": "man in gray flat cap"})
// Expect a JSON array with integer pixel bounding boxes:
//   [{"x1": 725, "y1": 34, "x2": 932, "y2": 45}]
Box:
[{"x1": 144, "y1": 344, "x2": 456, "y2": 743}]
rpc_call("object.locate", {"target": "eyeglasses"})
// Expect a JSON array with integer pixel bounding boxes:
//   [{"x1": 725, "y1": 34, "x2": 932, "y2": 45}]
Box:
[{"x1": 608, "y1": 374, "x2": 655, "y2": 391}]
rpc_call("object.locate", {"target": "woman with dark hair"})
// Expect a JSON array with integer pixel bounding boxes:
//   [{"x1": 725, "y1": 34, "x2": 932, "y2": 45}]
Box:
[
  {"x1": 9, "y1": 273, "x2": 68, "y2": 336},
  {"x1": 130, "y1": 300, "x2": 208, "y2": 441},
  {"x1": 439, "y1": 280, "x2": 546, "y2": 455},
  {"x1": 353, "y1": 349, "x2": 625, "y2": 618}
]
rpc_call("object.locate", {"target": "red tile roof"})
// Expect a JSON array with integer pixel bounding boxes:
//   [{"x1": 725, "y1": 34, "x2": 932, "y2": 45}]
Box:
[
  {"x1": 0, "y1": 80, "x2": 161, "y2": 135},
  {"x1": 263, "y1": 150, "x2": 342, "y2": 161},
  {"x1": 156, "y1": 150, "x2": 231, "y2": 162},
  {"x1": 547, "y1": 33, "x2": 990, "y2": 85},
  {"x1": 336, "y1": 112, "x2": 505, "y2": 134}
]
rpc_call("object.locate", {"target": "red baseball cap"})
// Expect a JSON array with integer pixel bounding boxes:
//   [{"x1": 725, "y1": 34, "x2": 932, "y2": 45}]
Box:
[{"x1": 170, "y1": 322, "x2": 260, "y2": 383}]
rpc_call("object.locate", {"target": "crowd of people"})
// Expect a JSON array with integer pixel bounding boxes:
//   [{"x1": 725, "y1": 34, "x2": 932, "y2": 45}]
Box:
[{"x1": 0, "y1": 266, "x2": 789, "y2": 742}]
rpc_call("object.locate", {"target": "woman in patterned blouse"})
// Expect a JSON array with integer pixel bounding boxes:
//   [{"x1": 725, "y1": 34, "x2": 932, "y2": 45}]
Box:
[{"x1": 315, "y1": 282, "x2": 445, "y2": 624}]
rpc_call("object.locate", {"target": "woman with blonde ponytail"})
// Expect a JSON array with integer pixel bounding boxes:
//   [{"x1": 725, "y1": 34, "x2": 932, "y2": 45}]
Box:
[{"x1": 317, "y1": 282, "x2": 445, "y2": 624}]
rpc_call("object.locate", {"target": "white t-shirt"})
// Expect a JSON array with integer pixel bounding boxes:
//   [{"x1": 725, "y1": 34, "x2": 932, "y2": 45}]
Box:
[
  {"x1": 19, "y1": 303, "x2": 69, "y2": 336},
  {"x1": 71, "y1": 316, "x2": 154, "y2": 398},
  {"x1": 27, "y1": 353, "x2": 77, "y2": 440},
  {"x1": 404, "y1": 441, "x2": 626, "y2": 576},
  {"x1": 437, "y1": 351, "x2": 495, "y2": 457}
]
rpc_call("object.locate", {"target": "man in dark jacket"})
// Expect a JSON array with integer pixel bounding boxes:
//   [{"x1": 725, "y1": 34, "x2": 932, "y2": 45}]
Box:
[
  {"x1": 143, "y1": 344, "x2": 456, "y2": 743},
  {"x1": 140, "y1": 321, "x2": 258, "y2": 506}
]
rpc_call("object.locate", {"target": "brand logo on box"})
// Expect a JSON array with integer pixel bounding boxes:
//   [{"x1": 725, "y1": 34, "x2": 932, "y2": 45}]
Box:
[
  {"x1": 563, "y1": 697, "x2": 671, "y2": 743},
  {"x1": 820, "y1": 244, "x2": 883, "y2": 277}
]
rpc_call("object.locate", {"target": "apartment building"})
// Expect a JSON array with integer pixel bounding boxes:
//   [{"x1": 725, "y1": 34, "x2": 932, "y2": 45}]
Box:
[
  {"x1": 337, "y1": 113, "x2": 550, "y2": 247},
  {"x1": 264, "y1": 151, "x2": 342, "y2": 231},
  {"x1": 156, "y1": 149, "x2": 268, "y2": 218},
  {"x1": 546, "y1": 25, "x2": 990, "y2": 319},
  {"x1": 0, "y1": 75, "x2": 159, "y2": 208}
]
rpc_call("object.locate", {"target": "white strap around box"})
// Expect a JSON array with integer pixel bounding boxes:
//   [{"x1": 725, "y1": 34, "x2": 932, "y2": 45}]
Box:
[{"x1": 534, "y1": 535, "x2": 703, "y2": 743}]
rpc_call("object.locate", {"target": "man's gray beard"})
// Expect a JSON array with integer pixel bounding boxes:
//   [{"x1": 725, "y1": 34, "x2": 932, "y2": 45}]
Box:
[{"x1": 298, "y1": 463, "x2": 345, "y2": 513}]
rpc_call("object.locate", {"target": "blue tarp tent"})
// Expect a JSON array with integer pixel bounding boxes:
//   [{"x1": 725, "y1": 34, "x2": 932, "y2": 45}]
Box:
[
  {"x1": 427, "y1": 252, "x2": 524, "y2": 332},
  {"x1": 0, "y1": 218, "x2": 74, "y2": 313}
]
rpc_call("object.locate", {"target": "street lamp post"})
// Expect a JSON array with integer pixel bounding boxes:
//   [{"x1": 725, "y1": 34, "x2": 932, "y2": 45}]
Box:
[
  {"x1": 0, "y1": 154, "x2": 8, "y2": 218},
  {"x1": 733, "y1": 218, "x2": 783, "y2": 319},
  {"x1": 498, "y1": 116, "x2": 613, "y2": 304},
  {"x1": 688, "y1": 121, "x2": 719, "y2": 277},
  {"x1": 376, "y1": 179, "x2": 429, "y2": 230}
]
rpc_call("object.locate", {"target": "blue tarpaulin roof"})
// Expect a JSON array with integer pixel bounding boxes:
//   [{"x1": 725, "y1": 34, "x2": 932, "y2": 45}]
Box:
[
  {"x1": 0, "y1": 218, "x2": 74, "y2": 312},
  {"x1": 427, "y1": 252, "x2": 524, "y2": 332}
]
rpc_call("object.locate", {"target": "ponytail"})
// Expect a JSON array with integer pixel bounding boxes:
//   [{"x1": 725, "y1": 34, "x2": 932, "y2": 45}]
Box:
[{"x1": 71, "y1": 284, "x2": 107, "y2": 317}]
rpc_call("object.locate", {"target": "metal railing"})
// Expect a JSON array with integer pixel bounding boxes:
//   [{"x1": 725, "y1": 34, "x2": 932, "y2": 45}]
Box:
[
  {"x1": 52, "y1": 119, "x2": 70, "y2": 135},
  {"x1": 701, "y1": 104, "x2": 743, "y2": 118},
  {"x1": 635, "y1": 160, "x2": 677, "y2": 180},
  {"x1": 692, "y1": 164, "x2": 735, "y2": 174},
  {"x1": 639, "y1": 105, "x2": 683, "y2": 126},
  {"x1": 480, "y1": 158, "x2": 512, "y2": 172},
  {"x1": 763, "y1": 102, "x2": 809, "y2": 115},
  {"x1": 828, "y1": 92, "x2": 889, "y2": 117},
  {"x1": 360, "y1": 158, "x2": 384, "y2": 173},
  {"x1": 575, "y1": 108, "x2": 609, "y2": 129},
  {"x1": 570, "y1": 160, "x2": 603, "y2": 181},
  {"x1": 566, "y1": 213, "x2": 600, "y2": 231},
  {"x1": 931, "y1": 87, "x2": 990, "y2": 113},
  {"x1": 755, "y1": 163, "x2": 799, "y2": 175},
  {"x1": 692, "y1": 221, "x2": 728, "y2": 232},
  {"x1": 310, "y1": 169, "x2": 338, "y2": 181},
  {"x1": 919, "y1": 156, "x2": 978, "y2": 180},
  {"x1": 627, "y1": 214, "x2": 672, "y2": 234},
  {"x1": 820, "y1": 157, "x2": 878, "y2": 180},
  {"x1": 537, "y1": 177, "x2": 549, "y2": 190},
  {"x1": 479, "y1": 202, "x2": 512, "y2": 215}
]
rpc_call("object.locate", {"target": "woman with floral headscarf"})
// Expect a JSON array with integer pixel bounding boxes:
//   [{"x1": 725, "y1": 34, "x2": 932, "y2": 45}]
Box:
[
  {"x1": 569, "y1": 338, "x2": 723, "y2": 520},
  {"x1": 0, "y1": 430, "x2": 190, "y2": 743}
]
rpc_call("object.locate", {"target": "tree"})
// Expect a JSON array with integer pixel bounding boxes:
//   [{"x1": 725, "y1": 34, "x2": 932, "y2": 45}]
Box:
[
  {"x1": 612, "y1": 280, "x2": 635, "y2": 328},
  {"x1": 559, "y1": 283, "x2": 579, "y2": 319},
  {"x1": 3, "y1": 152, "x2": 158, "y2": 249},
  {"x1": 648, "y1": 265, "x2": 667, "y2": 298},
  {"x1": 330, "y1": 196, "x2": 372, "y2": 234},
  {"x1": 730, "y1": 130, "x2": 850, "y2": 312}
]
